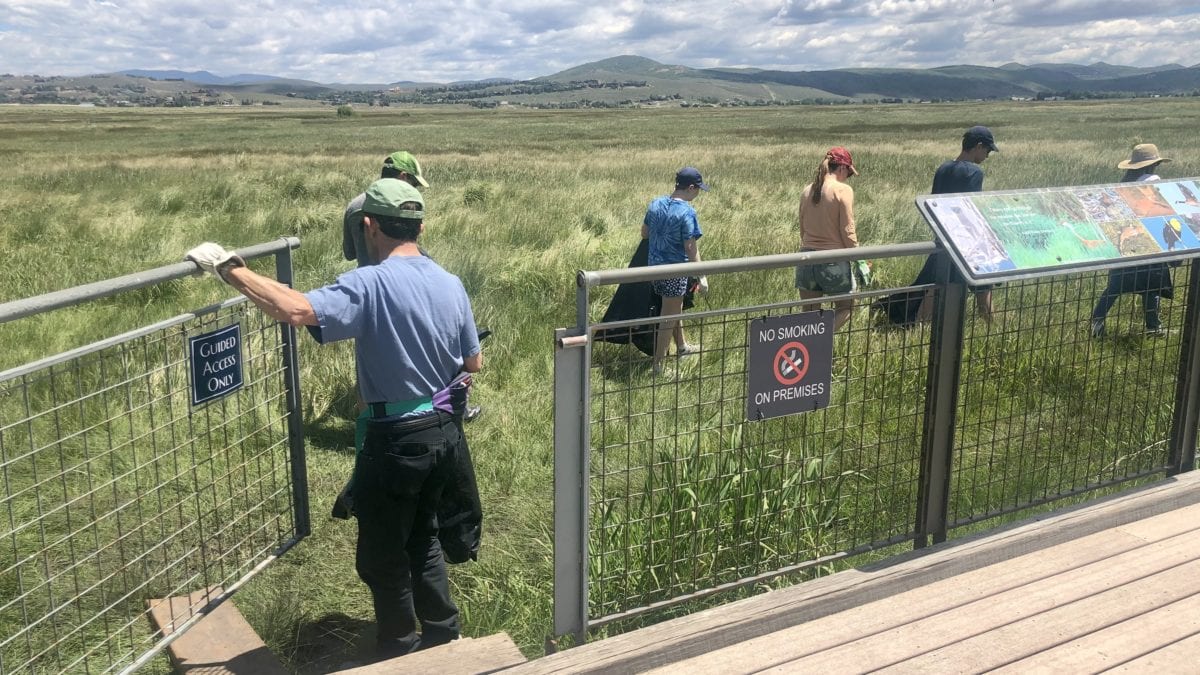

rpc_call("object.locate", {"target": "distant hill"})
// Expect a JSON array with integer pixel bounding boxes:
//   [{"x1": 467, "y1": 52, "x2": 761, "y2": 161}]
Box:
[
  {"x1": 536, "y1": 55, "x2": 844, "y2": 104},
  {"x1": 1022, "y1": 62, "x2": 1185, "y2": 80},
  {"x1": 535, "y1": 56, "x2": 1200, "y2": 103},
  {"x1": 545, "y1": 55, "x2": 705, "y2": 81},
  {"x1": 117, "y1": 69, "x2": 284, "y2": 85},
  {"x1": 1075, "y1": 65, "x2": 1200, "y2": 93},
  {"x1": 5, "y1": 57, "x2": 1200, "y2": 109}
]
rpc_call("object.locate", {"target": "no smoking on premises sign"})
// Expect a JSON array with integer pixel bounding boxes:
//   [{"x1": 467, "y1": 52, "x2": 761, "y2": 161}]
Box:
[{"x1": 746, "y1": 311, "x2": 834, "y2": 421}]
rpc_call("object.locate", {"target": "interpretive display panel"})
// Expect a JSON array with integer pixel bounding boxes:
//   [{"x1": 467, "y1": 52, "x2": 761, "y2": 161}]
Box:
[{"x1": 915, "y1": 178, "x2": 1200, "y2": 284}]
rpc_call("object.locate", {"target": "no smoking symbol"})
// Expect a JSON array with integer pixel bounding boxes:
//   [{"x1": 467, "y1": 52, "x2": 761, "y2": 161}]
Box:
[{"x1": 774, "y1": 341, "x2": 809, "y2": 386}]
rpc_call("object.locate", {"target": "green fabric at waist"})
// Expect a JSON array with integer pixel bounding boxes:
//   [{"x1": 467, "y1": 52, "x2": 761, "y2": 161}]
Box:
[
  {"x1": 356, "y1": 397, "x2": 435, "y2": 454},
  {"x1": 370, "y1": 397, "x2": 434, "y2": 417}
]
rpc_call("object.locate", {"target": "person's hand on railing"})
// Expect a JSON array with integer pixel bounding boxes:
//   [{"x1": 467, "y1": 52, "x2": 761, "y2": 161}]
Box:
[{"x1": 186, "y1": 243, "x2": 246, "y2": 283}]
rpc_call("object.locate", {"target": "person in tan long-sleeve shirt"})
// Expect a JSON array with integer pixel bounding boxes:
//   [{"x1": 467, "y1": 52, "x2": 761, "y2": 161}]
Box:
[{"x1": 796, "y1": 146, "x2": 859, "y2": 330}]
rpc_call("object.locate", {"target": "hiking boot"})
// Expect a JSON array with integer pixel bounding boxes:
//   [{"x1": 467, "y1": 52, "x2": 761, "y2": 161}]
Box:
[
  {"x1": 1145, "y1": 327, "x2": 1169, "y2": 337},
  {"x1": 464, "y1": 404, "x2": 483, "y2": 423},
  {"x1": 1090, "y1": 318, "x2": 1106, "y2": 338}
]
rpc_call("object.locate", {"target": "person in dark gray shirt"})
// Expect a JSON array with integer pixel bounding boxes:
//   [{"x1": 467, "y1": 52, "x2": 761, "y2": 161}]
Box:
[{"x1": 876, "y1": 126, "x2": 998, "y2": 326}]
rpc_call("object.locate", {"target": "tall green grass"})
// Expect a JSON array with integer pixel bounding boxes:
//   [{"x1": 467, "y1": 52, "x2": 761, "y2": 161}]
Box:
[{"x1": 1, "y1": 101, "x2": 1198, "y2": 670}]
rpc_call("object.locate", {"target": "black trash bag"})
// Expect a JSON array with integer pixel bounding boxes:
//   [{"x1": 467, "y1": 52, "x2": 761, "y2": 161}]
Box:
[{"x1": 595, "y1": 238, "x2": 696, "y2": 356}]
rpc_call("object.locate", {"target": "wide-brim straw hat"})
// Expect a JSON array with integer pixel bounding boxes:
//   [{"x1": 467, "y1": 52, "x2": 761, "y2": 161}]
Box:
[{"x1": 1118, "y1": 143, "x2": 1171, "y2": 170}]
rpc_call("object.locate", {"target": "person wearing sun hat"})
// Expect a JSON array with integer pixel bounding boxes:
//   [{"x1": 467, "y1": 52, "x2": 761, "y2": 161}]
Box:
[
  {"x1": 795, "y1": 146, "x2": 860, "y2": 331},
  {"x1": 1117, "y1": 143, "x2": 1170, "y2": 178},
  {"x1": 1091, "y1": 143, "x2": 1175, "y2": 338},
  {"x1": 186, "y1": 178, "x2": 482, "y2": 656}
]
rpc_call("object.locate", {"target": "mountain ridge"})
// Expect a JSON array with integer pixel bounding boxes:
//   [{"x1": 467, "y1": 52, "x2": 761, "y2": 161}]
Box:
[{"x1": 5, "y1": 56, "x2": 1200, "y2": 107}]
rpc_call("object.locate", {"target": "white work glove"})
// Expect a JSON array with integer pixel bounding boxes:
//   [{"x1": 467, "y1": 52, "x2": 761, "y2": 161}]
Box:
[
  {"x1": 186, "y1": 243, "x2": 245, "y2": 283},
  {"x1": 698, "y1": 276, "x2": 709, "y2": 293}
]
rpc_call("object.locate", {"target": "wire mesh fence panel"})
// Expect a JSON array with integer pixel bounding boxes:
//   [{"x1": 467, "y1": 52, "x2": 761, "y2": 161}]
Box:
[
  {"x1": 0, "y1": 300, "x2": 299, "y2": 675},
  {"x1": 557, "y1": 242, "x2": 1200, "y2": 638},
  {"x1": 948, "y1": 263, "x2": 1189, "y2": 527},
  {"x1": 586, "y1": 286, "x2": 932, "y2": 623}
]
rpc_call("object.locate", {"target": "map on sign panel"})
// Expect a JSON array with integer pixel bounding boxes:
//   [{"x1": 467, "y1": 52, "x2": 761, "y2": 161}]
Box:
[{"x1": 915, "y1": 178, "x2": 1200, "y2": 284}]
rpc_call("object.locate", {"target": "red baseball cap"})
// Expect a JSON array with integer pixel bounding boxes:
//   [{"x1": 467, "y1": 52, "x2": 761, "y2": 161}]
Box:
[{"x1": 826, "y1": 147, "x2": 859, "y2": 176}]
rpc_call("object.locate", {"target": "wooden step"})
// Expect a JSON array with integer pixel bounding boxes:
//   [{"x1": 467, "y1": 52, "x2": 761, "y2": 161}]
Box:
[
  {"x1": 330, "y1": 633, "x2": 527, "y2": 674},
  {"x1": 147, "y1": 587, "x2": 288, "y2": 674}
]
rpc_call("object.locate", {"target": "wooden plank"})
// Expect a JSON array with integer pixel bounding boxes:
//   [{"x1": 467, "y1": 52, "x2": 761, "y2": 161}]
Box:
[
  {"x1": 864, "y1": 551, "x2": 1200, "y2": 672},
  {"x1": 331, "y1": 634, "x2": 527, "y2": 675},
  {"x1": 992, "y1": 592, "x2": 1200, "y2": 673},
  {"x1": 1107, "y1": 630, "x2": 1200, "y2": 674},
  {"x1": 506, "y1": 472, "x2": 1200, "y2": 674},
  {"x1": 146, "y1": 588, "x2": 288, "y2": 675},
  {"x1": 642, "y1": 524, "x2": 1200, "y2": 674}
]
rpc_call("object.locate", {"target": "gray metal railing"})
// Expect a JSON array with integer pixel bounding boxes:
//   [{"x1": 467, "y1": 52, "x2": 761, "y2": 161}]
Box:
[
  {"x1": 553, "y1": 242, "x2": 1200, "y2": 642},
  {"x1": 0, "y1": 238, "x2": 308, "y2": 674}
]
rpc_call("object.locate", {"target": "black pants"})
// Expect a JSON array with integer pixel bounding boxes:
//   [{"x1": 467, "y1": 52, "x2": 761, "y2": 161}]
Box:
[
  {"x1": 1091, "y1": 265, "x2": 1169, "y2": 330},
  {"x1": 354, "y1": 412, "x2": 462, "y2": 655}
]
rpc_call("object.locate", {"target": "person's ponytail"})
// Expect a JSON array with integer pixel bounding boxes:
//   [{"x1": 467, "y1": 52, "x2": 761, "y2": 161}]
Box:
[{"x1": 811, "y1": 157, "x2": 831, "y2": 204}]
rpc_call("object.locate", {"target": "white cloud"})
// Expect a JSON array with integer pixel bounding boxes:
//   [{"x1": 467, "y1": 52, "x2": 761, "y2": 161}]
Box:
[{"x1": 0, "y1": 0, "x2": 1198, "y2": 82}]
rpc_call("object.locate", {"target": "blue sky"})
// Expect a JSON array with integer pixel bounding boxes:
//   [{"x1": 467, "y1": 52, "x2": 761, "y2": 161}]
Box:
[{"x1": 2, "y1": 1, "x2": 1198, "y2": 83}]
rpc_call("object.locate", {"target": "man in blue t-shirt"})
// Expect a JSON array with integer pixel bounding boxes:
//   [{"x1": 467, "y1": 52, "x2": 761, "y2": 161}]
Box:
[
  {"x1": 342, "y1": 152, "x2": 483, "y2": 424},
  {"x1": 642, "y1": 166, "x2": 709, "y2": 374},
  {"x1": 186, "y1": 179, "x2": 481, "y2": 657}
]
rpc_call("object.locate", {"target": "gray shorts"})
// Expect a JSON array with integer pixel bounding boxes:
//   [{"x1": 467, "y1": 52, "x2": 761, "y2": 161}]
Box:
[{"x1": 796, "y1": 261, "x2": 856, "y2": 294}]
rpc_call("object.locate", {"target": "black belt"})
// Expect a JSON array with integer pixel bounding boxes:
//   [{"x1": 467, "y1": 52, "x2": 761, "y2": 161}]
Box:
[{"x1": 367, "y1": 408, "x2": 450, "y2": 433}]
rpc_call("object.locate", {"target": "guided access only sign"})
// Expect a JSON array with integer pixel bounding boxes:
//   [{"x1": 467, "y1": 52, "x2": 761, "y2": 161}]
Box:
[
  {"x1": 746, "y1": 311, "x2": 834, "y2": 421},
  {"x1": 188, "y1": 324, "x2": 244, "y2": 407}
]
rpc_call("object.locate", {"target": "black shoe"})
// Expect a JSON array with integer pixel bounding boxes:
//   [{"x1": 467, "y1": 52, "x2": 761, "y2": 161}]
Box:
[{"x1": 464, "y1": 405, "x2": 483, "y2": 423}]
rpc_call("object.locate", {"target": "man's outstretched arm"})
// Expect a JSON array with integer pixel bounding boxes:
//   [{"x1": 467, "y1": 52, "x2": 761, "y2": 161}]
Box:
[
  {"x1": 186, "y1": 242, "x2": 317, "y2": 326},
  {"x1": 224, "y1": 266, "x2": 318, "y2": 327}
]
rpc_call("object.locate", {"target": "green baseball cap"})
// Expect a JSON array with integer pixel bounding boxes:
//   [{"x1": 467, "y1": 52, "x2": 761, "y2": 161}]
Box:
[
  {"x1": 361, "y1": 178, "x2": 425, "y2": 219},
  {"x1": 383, "y1": 151, "x2": 429, "y2": 187}
]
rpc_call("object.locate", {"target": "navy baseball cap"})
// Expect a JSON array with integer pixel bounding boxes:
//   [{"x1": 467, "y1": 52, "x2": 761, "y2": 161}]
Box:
[
  {"x1": 675, "y1": 166, "x2": 710, "y2": 191},
  {"x1": 964, "y1": 126, "x2": 999, "y2": 152}
]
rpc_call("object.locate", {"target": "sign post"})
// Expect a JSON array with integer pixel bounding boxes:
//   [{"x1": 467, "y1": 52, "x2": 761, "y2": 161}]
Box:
[
  {"x1": 746, "y1": 311, "x2": 834, "y2": 421},
  {"x1": 188, "y1": 324, "x2": 244, "y2": 406}
]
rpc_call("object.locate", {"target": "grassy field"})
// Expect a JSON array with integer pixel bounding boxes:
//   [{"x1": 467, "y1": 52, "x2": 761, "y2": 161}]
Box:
[{"x1": 2, "y1": 100, "x2": 1199, "y2": 671}]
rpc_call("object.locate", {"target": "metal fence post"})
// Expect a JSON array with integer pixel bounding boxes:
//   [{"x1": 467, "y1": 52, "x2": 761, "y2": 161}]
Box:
[
  {"x1": 1169, "y1": 262, "x2": 1200, "y2": 475},
  {"x1": 553, "y1": 282, "x2": 591, "y2": 647},
  {"x1": 915, "y1": 258, "x2": 967, "y2": 547},
  {"x1": 275, "y1": 242, "x2": 311, "y2": 538}
]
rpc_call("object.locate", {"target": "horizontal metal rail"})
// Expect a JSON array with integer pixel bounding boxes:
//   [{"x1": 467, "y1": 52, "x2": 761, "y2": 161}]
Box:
[
  {"x1": 0, "y1": 296, "x2": 245, "y2": 384},
  {"x1": 583, "y1": 283, "x2": 936, "y2": 336},
  {"x1": 0, "y1": 237, "x2": 300, "y2": 326},
  {"x1": 577, "y1": 241, "x2": 938, "y2": 288}
]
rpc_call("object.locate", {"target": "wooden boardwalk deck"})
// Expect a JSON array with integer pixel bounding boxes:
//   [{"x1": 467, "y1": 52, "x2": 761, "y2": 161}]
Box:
[{"x1": 507, "y1": 471, "x2": 1200, "y2": 674}]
